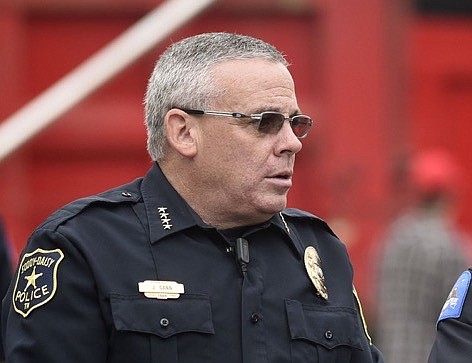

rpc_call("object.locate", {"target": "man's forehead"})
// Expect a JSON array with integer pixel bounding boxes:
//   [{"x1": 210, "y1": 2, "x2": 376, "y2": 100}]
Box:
[
  {"x1": 211, "y1": 61, "x2": 294, "y2": 93},
  {"x1": 210, "y1": 60, "x2": 296, "y2": 105},
  {"x1": 210, "y1": 58, "x2": 289, "y2": 77}
]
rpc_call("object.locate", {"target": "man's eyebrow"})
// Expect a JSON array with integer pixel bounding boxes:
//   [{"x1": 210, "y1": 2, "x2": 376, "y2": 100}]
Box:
[
  {"x1": 250, "y1": 106, "x2": 301, "y2": 115},
  {"x1": 289, "y1": 110, "x2": 302, "y2": 117}
]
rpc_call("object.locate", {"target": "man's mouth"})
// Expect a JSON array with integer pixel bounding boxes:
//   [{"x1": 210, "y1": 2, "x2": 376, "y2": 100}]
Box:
[{"x1": 267, "y1": 171, "x2": 293, "y2": 182}]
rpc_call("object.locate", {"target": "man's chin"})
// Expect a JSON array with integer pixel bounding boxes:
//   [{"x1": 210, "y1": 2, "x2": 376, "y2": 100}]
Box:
[{"x1": 256, "y1": 197, "x2": 287, "y2": 216}]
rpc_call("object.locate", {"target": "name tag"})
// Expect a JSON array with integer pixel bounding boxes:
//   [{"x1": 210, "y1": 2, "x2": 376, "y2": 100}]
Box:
[{"x1": 138, "y1": 280, "x2": 185, "y2": 300}]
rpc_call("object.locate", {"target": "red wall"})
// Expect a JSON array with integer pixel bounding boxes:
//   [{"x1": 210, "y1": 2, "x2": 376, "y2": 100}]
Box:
[{"x1": 410, "y1": 18, "x2": 472, "y2": 230}]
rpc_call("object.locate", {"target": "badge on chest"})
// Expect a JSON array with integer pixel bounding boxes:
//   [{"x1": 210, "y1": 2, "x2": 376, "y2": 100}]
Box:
[{"x1": 304, "y1": 246, "x2": 328, "y2": 300}]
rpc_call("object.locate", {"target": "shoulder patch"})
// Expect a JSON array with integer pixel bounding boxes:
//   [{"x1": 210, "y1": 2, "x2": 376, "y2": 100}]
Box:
[
  {"x1": 13, "y1": 248, "x2": 64, "y2": 318},
  {"x1": 437, "y1": 270, "x2": 471, "y2": 325}
]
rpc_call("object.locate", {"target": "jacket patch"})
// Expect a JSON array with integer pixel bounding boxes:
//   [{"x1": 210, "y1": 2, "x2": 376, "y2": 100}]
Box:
[
  {"x1": 438, "y1": 270, "x2": 471, "y2": 325},
  {"x1": 13, "y1": 248, "x2": 64, "y2": 318}
]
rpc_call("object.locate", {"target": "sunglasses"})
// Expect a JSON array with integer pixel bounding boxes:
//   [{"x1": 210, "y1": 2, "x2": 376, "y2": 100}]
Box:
[{"x1": 176, "y1": 108, "x2": 313, "y2": 139}]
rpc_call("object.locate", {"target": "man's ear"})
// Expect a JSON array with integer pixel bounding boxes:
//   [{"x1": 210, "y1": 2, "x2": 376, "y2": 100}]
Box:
[{"x1": 164, "y1": 109, "x2": 198, "y2": 158}]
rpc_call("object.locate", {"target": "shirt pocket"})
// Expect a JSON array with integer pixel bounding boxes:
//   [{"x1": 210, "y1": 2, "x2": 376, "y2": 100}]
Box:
[
  {"x1": 285, "y1": 299, "x2": 363, "y2": 363},
  {"x1": 109, "y1": 293, "x2": 215, "y2": 363}
]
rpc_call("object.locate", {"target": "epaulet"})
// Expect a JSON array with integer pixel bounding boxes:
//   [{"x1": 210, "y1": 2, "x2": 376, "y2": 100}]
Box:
[
  {"x1": 38, "y1": 179, "x2": 143, "y2": 231},
  {"x1": 281, "y1": 208, "x2": 338, "y2": 238}
]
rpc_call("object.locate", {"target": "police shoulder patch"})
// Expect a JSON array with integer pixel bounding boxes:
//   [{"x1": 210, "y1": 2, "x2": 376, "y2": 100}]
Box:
[
  {"x1": 13, "y1": 248, "x2": 64, "y2": 318},
  {"x1": 437, "y1": 270, "x2": 471, "y2": 325}
]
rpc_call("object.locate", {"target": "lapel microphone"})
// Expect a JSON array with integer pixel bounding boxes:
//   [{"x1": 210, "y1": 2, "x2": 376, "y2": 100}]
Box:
[{"x1": 236, "y1": 237, "x2": 249, "y2": 276}]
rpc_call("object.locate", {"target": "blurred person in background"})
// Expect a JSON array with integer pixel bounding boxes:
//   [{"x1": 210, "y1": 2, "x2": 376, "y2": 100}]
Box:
[
  {"x1": 428, "y1": 267, "x2": 472, "y2": 363},
  {"x1": 375, "y1": 148, "x2": 469, "y2": 363},
  {"x1": 0, "y1": 217, "x2": 13, "y2": 363},
  {"x1": 1, "y1": 32, "x2": 383, "y2": 363}
]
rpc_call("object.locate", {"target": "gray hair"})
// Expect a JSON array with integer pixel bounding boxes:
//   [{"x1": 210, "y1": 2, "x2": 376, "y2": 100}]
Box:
[{"x1": 144, "y1": 32, "x2": 288, "y2": 161}]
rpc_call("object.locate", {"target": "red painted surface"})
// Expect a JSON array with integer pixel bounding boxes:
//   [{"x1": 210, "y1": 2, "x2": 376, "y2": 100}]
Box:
[{"x1": 409, "y1": 18, "x2": 472, "y2": 231}]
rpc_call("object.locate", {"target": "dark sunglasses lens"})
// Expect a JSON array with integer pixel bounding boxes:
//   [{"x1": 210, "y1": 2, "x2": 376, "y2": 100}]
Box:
[
  {"x1": 291, "y1": 116, "x2": 312, "y2": 138},
  {"x1": 258, "y1": 112, "x2": 285, "y2": 134}
]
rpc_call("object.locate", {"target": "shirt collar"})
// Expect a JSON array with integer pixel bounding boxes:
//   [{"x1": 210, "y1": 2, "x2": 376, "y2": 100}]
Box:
[
  {"x1": 140, "y1": 163, "x2": 302, "y2": 258},
  {"x1": 141, "y1": 163, "x2": 206, "y2": 244}
]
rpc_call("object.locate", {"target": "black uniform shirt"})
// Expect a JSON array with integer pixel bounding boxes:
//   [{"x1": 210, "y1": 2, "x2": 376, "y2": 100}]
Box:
[
  {"x1": 2, "y1": 163, "x2": 383, "y2": 363},
  {"x1": 428, "y1": 268, "x2": 472, "y2": 363}
]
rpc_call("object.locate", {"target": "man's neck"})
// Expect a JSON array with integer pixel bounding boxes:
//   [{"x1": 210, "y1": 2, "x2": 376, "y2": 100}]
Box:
[{"x1": 159, "y1": 160, "x2": 272, "y2": 229}]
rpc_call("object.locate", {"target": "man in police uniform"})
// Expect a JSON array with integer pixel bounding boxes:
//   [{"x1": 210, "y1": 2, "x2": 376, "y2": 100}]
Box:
[
  {"x1": 428, "y1": 268, "x2": 472, "y2": 363},
  {"x1": 2, "y1": 32, "x2": 383, "y2": 363}
]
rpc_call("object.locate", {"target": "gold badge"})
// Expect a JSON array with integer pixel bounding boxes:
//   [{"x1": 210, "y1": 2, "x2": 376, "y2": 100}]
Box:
[
  {"x1": 304, "y1": 246, "x2": 328, "y2": 300},
  {"x1": 138, "y1": 280, "x2": 184, "y2": 300}
]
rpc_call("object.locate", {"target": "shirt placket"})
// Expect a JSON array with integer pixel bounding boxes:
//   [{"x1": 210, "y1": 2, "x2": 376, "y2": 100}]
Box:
[{"x1": 240, "y1": 258, "x2": 268, "y2": 363}]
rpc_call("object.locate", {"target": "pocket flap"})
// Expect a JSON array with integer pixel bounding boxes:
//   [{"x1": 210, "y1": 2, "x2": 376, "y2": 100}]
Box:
[
  {"x1": 285, "y1": 299, "x2": 363, "y2": 350},
  {"x1": 110, "y1": 294, "x2": 215, "y2": 339}
]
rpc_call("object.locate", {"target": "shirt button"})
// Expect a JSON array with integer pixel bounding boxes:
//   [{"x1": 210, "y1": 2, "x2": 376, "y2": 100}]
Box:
[
  {"x1": 160, "y1": 318, "x2": 170, "y2": 327},
  {"x1": 325, "y1": 330, "x2": 333, "y2": 340},
  {"x1": 250, "y1": 313, "x2": 260, "y2": 324}
]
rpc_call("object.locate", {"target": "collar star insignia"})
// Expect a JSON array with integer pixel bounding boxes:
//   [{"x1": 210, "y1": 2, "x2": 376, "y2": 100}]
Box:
[{"x1": 158, "y1": 207, "x2": 173, "y2": 230}]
